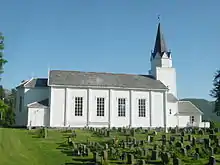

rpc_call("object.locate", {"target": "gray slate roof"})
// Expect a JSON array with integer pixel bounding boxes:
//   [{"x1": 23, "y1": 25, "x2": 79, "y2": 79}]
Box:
[
  {"x1": 16, "y1": 78, "x2": 48, "y2": 88},
  {"x1": 177, "y1": 101, "x2": 203, "y2": 115},
  {"x1": 167, "y1": 93, "x2": 178, "y2": 102},
  {"x1": 27, "y1": 98, "x2": 49, "y2": 108},
  {"x1": 48, "y1": 70, "x2": 167, "y2": 90}
]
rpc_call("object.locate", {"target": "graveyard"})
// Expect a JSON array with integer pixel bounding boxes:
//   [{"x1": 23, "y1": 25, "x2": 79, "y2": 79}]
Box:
[{"x1": 1, "y1": 127, "x2": 220, "y2": 165}]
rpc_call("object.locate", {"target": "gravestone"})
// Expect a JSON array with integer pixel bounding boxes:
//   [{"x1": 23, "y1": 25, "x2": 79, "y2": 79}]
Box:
[
  {"x1": 173, "y1": 157, "x2": 181, "y2": 165},
  {"x1": 127, "y1": 154, "x2": 134, "y2": 164},
  {"x1": 188, "y1": 134, "x2": 192, "y2": 141},
  {"x1": 194, "y1": 153, "x2": 199, "y2": 160},
  {"x1": 208, "y1": 156, "x2": 216, "y2": 165},
  {"x1": 151, "y1": 150, "x2": 158, "y2": 160}
]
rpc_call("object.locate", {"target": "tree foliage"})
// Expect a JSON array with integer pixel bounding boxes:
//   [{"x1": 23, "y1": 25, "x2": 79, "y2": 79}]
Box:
[
  {"x1": 210, "y1": 69, "x2": 220, "y2": 113},
  {"x1": 0, "y1": 32, "x2": 8, "y2": 76},
  {"x1": 0, "y1": 88, "x2": 16, "y2": 127},
  {"x1": 0, "y1": 32, "x2": 14, "y2": 126}
]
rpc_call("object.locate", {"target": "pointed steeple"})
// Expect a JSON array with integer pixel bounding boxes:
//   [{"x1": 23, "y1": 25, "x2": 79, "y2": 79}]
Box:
[{"x1": 152, "y1": 22, "x2": 171, "y2": 58}]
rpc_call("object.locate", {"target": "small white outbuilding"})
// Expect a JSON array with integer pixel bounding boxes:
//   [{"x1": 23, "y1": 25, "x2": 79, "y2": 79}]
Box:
[{"x1": 27, "y1": 98, "x2": 50, "y2": 127}]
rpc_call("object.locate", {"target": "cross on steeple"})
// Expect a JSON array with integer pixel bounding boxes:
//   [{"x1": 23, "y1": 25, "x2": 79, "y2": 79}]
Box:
[{"x1": 157, "y1": 15, "x2": 160, "y2": 22}]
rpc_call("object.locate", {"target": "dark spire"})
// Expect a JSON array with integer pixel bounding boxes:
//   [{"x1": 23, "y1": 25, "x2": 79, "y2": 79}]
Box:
[{"x1": 152, "y1": 21, "x2": 171, "y2": 58}]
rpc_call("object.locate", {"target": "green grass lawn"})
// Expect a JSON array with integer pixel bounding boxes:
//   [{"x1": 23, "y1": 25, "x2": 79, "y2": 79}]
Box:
[
  {"x1": 0, "y1": 128, "x2": 73, "y2": 165},
  {"x1": 0, "y1": 128, "x2": 220, "y2": 165}
]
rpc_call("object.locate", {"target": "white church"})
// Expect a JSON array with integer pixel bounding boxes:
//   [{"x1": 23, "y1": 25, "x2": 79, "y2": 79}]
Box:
[{"x1": 15, "y1": 23, "x2": 210, "y2": 130}]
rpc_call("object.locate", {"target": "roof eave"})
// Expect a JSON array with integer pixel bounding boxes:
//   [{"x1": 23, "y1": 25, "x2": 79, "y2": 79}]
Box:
[
  {"x1": 48, "y1": 84, "x2": 168, "y2": 91},
  {"x1": 23, "y1": 77, "x2": 35, "y2": 88}
]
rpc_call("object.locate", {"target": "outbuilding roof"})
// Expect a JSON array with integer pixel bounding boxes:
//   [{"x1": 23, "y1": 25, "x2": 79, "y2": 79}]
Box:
[{"x1": 27, "y1": 98, "x2": 49, "y2": 108}]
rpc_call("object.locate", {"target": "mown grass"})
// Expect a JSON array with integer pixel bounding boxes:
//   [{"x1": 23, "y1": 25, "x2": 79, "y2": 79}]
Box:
[
  {"x1": 0, "y1": 128, "x2": 73, "y2": 165},
  {"x1": 0, "y1": 128, "x2": 220, "y2": 165}
]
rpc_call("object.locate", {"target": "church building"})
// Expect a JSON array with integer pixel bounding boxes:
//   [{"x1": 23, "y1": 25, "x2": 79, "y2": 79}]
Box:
[{"x1": 15, "y1": 23, "x2": 210, "y2": 130}]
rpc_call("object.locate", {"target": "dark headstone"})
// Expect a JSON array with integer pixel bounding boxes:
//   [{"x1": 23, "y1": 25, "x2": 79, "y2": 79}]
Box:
[{"x1": 208, "y1": 156, "x2": 216, "y2": 165}]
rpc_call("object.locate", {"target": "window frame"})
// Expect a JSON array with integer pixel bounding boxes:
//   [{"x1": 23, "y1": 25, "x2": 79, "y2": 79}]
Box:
[
  {"x1": 190, "y1": 116, "x2": 195, "y2": 124},
  {"x1": 169, "y1": 109, "x2": 172, "y2": 114},
  {"x1": 74, "y1": 97, "x2": 83, "y2": 116},
  {"x1": 118, "y1": 98, "x2": 126, "y2": 117},
  {"x1": 138, "y1": 98, "x2": 146, "y2": 117},
  {"x1": 97, "y1": 97, "x2": 105, "y2": 116}
]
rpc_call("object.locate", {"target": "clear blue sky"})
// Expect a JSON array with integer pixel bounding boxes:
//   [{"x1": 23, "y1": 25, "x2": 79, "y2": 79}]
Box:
[{"x1": 1, "y1": 0, "x2": 219, "y2": 100}]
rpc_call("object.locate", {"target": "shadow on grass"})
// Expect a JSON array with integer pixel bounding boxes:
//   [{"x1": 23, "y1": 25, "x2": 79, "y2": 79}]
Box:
[
  {"x1": 108, "y1": 160, "x2": 126, "y2": 164},
  {"x1": 56, "y1": 142, "x2": 71, "y2": 152},
  {"x1": 65, "y1": 163, "x2": 95, "y2": 165},
  {"x1": 146, "y1": 160, "x2": 163, "y2": 164},
  {"x1": 31, "y1": 135, "x2": 41, "y2": 138},
  {"x1": 61, "y1": 150, "x2": 74, "y2": 157},
  {"x1": 71, "y1": 157, "x2": 94, "y2": 165}
]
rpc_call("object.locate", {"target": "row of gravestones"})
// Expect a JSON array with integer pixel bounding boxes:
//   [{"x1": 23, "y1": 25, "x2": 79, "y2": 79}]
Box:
[
  {"x1": 107, "y1": 128, "x2": 218, "y2": 162},
  {"x1": 170, "y1": 127, "x2": 220, "y2": 135},
  {"x1": 162, "y1": 133, "x2": 220, "y2": 159},
  {"x1": 66, "y1": 128, "x2": 219, "y2": 165},
  {"x1": 88, "y1": 127, "x2": 111, "y2": 137},
  {"x1": 86, "y1": 127, "x2": 219, "y2": 158},
  {"x1": 90, "y1": 142, "x2": 217, "y2": 165},
  {"x1": 68, "y1": 132, "x2": 168, "y2": 163},
  {"x1": 87, "y1": 125, "x2": 219, "y2": 133},
  {"x1": 86, "y1": 126, "x2": 219, "y2": 142},
  {"x1": 79, "y1": 127, "x2": 220, "y2": 154}
]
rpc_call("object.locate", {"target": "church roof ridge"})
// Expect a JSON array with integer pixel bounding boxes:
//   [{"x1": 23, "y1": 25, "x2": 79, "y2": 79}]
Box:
[
  {"x1": 48, "y1": 70, "x2": 167, "y2": 90},
  {"x1": 49, "y1": 69, "x2": 156, "y2": 78}
]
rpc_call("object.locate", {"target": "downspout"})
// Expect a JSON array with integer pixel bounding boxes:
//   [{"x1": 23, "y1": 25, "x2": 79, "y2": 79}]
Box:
[
  {"x1": 149, "y1": 91, "x2": 152, "y2": 127},
  {"x1": 129, "y1": 90, "x2": 132, "y2": 128},
  {"x1": 163, "y1": 91, "x2": 168, "y2": 133},
  {"x1": 63, "y1": 88, "x2": 67, "y2": 127},
  {"x1": 108, "y1": 89, "x2": 111, "y2": 128},
  {"x1": 87, "y1": 89, "x2": 90, "y2": 126}
]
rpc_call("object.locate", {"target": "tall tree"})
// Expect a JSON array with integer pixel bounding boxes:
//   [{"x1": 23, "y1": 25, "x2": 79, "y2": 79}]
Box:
[
  {"x1": 210, "y1": 69, "x2": 220, "y2": 114},
  {"x1": 0, "y1": 88, "x2": 16, "y2": 126},
  {"x1": 0, "y1": 32, "x2": 7, "y2": 77}
]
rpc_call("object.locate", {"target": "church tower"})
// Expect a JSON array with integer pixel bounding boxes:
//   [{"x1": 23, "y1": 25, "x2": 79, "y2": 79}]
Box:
[{"x1": 149, "y1": 22, "x2": 177, "y2": 97}]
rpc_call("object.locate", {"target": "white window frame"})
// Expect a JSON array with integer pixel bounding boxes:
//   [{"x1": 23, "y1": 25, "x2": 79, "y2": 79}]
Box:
[
  {"x1": 190, "y1": 116, "x2": 194, "y2": 124},
  {"x1": 118, "y1": 98, "x2": 126, "y2": 117},
  {"x1": 97, "y1": 97, "x2": 105, "y2": 116},
  {"x1": 74, "y1": 97, "x2": 83, "y2": 116},
  {"x1": 138, "y1": 98, "x2": 146, "y2": 117}
]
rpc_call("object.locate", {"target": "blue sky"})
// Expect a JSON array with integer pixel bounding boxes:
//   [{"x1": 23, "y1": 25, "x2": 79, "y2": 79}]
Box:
[{"x1": 1, "y1": 0, "x2": 219, "y2": 100}]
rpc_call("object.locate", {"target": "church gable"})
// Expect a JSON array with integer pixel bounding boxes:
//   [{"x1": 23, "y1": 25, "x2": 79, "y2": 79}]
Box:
[
  {"x1": 48, "y1": 70, "x2": 167, "y2": 90},
  {"x1": 16, "y1": 78, "x2": 48, "y2": 88}
]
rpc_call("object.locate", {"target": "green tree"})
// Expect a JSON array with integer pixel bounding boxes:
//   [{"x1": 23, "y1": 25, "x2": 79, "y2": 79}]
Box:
[
  {"x1": 210, "y1": 69, "x2": 220, "y2": 114},
  {"x1": 0, "y1": 99, "x2": 9, "y2": 125},
  {"x1": 0, "y1": 85, "x2": 5, "y2": 99},
  {"x1": 0, "y1": 32, "x2": 7, "y2": 76},
  {"x1": 0, "y1": 32, "x2": 14, "y2": 126},
  {"x1": 0, "y1": 88, "x2": 16, "y2": 126},
  {"x1": 5, "y1": 89, "x2": 16, "y2": 126}
]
